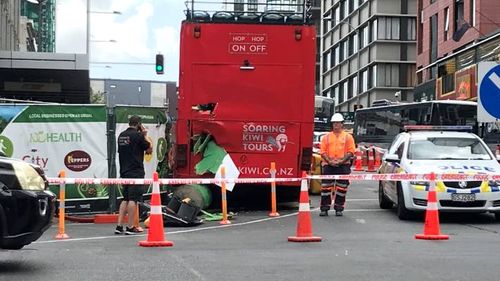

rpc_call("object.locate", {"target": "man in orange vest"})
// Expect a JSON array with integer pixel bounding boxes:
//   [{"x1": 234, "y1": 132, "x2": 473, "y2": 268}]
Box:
[{"x1": 319, "y1": 113, "x2": 355, "y2": 216}]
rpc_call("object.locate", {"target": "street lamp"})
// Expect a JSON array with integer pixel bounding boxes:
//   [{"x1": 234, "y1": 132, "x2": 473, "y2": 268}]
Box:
[
  {"x1": 86, "y1": 0, "x2": 121, "y2": 58},
  {"x1": 323, "y1": 17, "x2": 361, "y2": 111}
]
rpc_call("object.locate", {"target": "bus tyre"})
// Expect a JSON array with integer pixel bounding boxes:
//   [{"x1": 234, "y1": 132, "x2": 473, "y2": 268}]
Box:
[
  {"x1": 396, "y1": 183, "x2": 413, "y2": 220},
  {"x1": 173, "y1": 184, "x2": 212, "y2": 210},
  {"x1": 378, "y1": 181, "x2": 393, "y2": 209}
]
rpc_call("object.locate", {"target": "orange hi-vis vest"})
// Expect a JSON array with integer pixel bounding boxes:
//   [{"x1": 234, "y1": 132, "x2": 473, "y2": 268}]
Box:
[{"x1": 319, "y1": 131, "x2": 356, "y2": 164}]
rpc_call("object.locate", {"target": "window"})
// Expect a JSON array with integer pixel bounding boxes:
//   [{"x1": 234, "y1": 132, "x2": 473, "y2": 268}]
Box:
[
  {"x1": 323, "y1": 11, "x2": 331, "y2": 32},
  {"x1": 457, "y1": 49, "x2": 475, "y2": 69},
  {"x1": 353, "y1": 76, "x2": 358, "y2": 96},
  {"x1": 470, "y1": 0, "x2": 476, "y2": 26},
  {"x1": 248, "y1": 0, "x2": 257, "y2": 12},
  {"x1": 378, "y1": 64, "x2": 399, "y2": 87},
  {"x1": 339, "y1": 40, "x2": 347, "y2": 62},
  {"x1": 348, "y1": 35, "x2": 354, "y2": 56},
  {"x1": 343, "y1": 81, "x2": 348, "y2": 102},
  {"x1": 377, "y1": 17, "x2": 400, "y2": 40},
  {"x1": 353, "y1": 33, "x2": 358, "y2": 53},
  {"x1": 339, "y1": 0, "x2": 345, "y2": 20},
  {"x1": 407, "y1": 18, "x2": 416, "y2": 40},
  {"x1": 334, "y1": 6, "x2": 340, "y2": 25},
  {"x1": 454, "y1": 0, "x2": 464, "y2": 32},
  {"x1": 325, "y1": 52, "x2": 331, "y2": 70},
  {"x1": 405, "y1": 65, "x2": 416, "y2": 87},
  {"x1": 330, "y1": 49, "x2": 335, "y2": 68},
  {"x1": 430, "y1": 14, "x2": 438, "y2": 63},
  {"x1": 343, "y1": 0, "x2": 348, "y2": 19},
  {"x1": 348, "y1": 78, "x2": 353, "y2": 99},
  {"x1": 360, "y1": 25, "x2": 369, "y2": 48},
  {"x1": 334, "y1": 45, "x2": 339, "y2": 65},
  {"x1": 371, "y1": 19, "x2": 378, "y2": 41},
  {"x1": 361, "y1": 69, "x2": 368, "y2": 92},
  {"x1": 339, "y1": 81, "x2": 345, "y2": 103},
  {"x1": 370, "y1": 65, "x2": 377, "y2": 88},
  {"x1": 235, "y1": 0, "x2": 244, "y2": 12},
  {"x1": 444, "y1": 7, "x2": 450, "y2": 41},
  {"x1": 478, "y1": 37, "x2": 500, "y2": 61}
]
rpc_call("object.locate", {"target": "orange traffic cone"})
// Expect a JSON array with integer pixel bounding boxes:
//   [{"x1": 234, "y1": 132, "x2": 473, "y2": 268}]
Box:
[
  {"x1": 365, "y1": 145, "x2": 376, "y2": 172},
  {"x1": 415, "y1": 172, "x2": 449, "y2": 240},
  {"x1": 373, "y1": 147, "x2": 381, "y2": 169},
  {"x1": 139, "y1": 172, "x2": 173, "y2": 247},
  {"x1": 353, "y1": 148, "x2": 363, "y2": 171},
  {"x1": 288, "y1": 172, "x2": 321, "y2": 242}
]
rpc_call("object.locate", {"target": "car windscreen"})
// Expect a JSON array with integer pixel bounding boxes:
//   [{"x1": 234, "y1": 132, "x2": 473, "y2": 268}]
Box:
[{"x1": 407, "y1": 137, "x2": 492, "y2": 160}]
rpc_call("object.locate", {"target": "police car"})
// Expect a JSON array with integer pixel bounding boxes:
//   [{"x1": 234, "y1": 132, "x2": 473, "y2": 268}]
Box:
[
  {"x1": 378, "y1": 126, "x2": 500, "y2": 220},
  {"x1": 0, "y1": 156, "x2": 55, "y2": 249}
]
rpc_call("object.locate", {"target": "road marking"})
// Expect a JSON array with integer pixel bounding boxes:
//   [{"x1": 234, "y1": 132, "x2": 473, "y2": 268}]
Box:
[
  {"x1": 35, "y1": 205, "x2": 384, "y2": 244},
  {"x1": 355, "y1": 219, "x2": 366, "y2": 224}
]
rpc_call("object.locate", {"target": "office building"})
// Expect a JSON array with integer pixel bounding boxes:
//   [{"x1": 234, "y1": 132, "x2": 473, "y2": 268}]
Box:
[
  {"x1": 414, "y1": 0, "x2": 500, "y2": 102},
  {"x1": 320, "y1": 0, "x2": 417, "y2": 111}
]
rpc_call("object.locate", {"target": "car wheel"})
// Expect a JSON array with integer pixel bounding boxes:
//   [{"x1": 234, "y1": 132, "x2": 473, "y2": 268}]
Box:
[
  {"x1": 396, "y1": 183, "x2": 413, "y2": 220},
  {"x1": 3, "y1": 243, "x2": 25, "y2": 250},
  {"x1": 494, "y1": 213, "x2": 500, "y2": 222},
  {"x1": 378, "y1": 181, "x2": 393, "y2": 209}
]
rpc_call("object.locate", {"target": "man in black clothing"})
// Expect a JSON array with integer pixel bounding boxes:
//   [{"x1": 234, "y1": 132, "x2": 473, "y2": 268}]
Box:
[{"x1": 115, "y1": 115, "x2": 152, "y2": 235}]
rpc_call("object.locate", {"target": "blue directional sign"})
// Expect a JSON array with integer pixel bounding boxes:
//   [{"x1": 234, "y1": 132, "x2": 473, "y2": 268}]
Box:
[{"x1": 478, "y1": 62, "x2": 500, "y2": 122}]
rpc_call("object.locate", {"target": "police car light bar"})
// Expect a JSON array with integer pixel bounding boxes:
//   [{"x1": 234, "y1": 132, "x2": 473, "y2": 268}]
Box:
[{"x1": 403, "y1": 125, "x2": 473, "y2": 132}]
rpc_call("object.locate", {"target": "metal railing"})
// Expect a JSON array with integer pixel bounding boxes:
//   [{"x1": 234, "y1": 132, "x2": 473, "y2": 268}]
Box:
[{"x1": 184, "y1": 0, "x2": 313, "y2": 24}]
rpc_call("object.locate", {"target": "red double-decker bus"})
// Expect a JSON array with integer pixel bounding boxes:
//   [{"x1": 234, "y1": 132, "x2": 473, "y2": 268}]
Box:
[{"x1": 172, "y1": 1, "x2": 316, "y2": 203}]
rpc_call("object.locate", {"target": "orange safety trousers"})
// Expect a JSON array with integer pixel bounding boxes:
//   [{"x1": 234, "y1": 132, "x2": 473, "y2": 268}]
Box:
[{"x1": 320, "y1": 164, "x2": 351, "y2": 212}]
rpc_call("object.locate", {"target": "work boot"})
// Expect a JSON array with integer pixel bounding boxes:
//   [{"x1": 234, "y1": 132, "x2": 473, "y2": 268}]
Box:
[
  {"x1": 335, "y1": 210, "x2": 343, "y2": 217},
  {"x1": 319, "y1": 210, "x2": 328, "y2": 217}
]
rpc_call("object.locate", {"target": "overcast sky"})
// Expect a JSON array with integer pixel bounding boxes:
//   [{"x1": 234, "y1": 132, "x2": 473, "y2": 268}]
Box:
[{"x1": 56, "y1": 0, "x2": 185, "y2": 83}]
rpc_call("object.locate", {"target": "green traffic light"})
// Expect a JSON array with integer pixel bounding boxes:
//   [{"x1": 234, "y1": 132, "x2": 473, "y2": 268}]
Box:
[{"x1": 156, "y1": 65, "x2": 163, "y2": 71}]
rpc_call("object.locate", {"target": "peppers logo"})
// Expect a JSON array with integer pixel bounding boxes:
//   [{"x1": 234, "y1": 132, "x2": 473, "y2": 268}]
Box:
[
  {"x1": 64, "y1": 150, "x2": 92, "y2": 172},
  {"x1": 0, "y1": 135, "x2": 13, "y2": 157}
]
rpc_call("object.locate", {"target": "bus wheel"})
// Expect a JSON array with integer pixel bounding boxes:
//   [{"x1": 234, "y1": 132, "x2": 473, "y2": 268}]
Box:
[{"x1": 173, "y1": 184, "x2": 212, "y2": 209}]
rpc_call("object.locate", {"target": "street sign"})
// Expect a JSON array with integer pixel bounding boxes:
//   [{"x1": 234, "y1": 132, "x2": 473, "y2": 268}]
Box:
[{"x1": 478, "y1": 62, "x2": 500, "y2": 122}]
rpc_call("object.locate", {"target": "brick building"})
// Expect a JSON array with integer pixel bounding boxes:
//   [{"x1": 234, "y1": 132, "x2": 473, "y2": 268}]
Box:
[{"x1": 415, "y1": 0, "x2": 500, "y2": 102}]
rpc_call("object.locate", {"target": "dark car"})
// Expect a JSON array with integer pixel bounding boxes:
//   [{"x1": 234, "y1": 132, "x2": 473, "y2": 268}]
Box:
[{"x1": 0, "y1": 156, "x2": 55, "y2": 249}]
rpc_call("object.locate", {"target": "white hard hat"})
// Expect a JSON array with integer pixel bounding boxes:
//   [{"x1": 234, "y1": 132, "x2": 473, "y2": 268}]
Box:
[{"x1": 330, "y1": 113, "x2": 344, "y2": 122}]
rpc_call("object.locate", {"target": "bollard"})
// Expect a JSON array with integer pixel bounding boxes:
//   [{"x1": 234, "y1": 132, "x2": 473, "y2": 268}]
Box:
[
  {"x1": 353, "y1": 147, "x2": 363, "y2": 171},
  {"x1": 269, "y1": 162, "x2": 280, "y2": 217},
  {"x1": 373, "y1": 147, "x2": 382, "y2": 168},
  {"x1": 220, "y1": 166, "x2": 231, "y2": 225},
  {"x1": 55, "y1": 170, "x2": 69, "y2": 239},
  {"x1": 365, "y1": 145, "x2": 376, "y2": 172}
]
